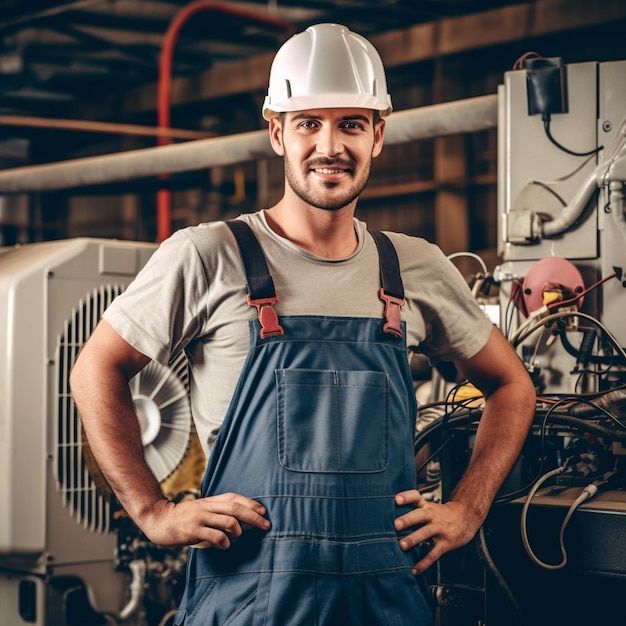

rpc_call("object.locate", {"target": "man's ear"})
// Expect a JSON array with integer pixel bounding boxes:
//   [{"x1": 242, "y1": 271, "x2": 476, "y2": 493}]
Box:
[
  {"x1": 372, "y1": 118, "x2": 385, "y2": 159},
  {"x1": 269, "y1": 116, "x2": 285, "y2": 156}
]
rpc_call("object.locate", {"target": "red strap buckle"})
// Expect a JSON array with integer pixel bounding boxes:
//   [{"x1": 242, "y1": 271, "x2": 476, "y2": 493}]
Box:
[
  {"x1": 247, "y1": 294, "x2": 284, "y2": 338},
  {"x1": 378, "y1": 288, "x2": 405, "y2": 338}
]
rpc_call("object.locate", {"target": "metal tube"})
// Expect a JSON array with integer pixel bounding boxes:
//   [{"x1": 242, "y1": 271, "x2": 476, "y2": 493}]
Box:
[
  {"x1": 541, "y1": 168, "x2": 599, "y2": 238},
  {"x1": 382, "y1": 94, "x2": 498, "y2": 144},
  {"x1": 0, "y1": 94, "x2": 498, "y2": 194}
]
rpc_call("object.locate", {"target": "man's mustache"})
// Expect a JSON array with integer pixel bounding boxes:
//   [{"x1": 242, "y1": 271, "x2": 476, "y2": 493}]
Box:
[{"x1": 305, "y1": 158, "x2": 355, "y2": 170}]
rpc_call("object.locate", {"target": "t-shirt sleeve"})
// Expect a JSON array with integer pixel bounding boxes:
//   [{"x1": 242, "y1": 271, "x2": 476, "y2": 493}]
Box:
[
  {"x1": 102, "y1": 228, "x2": 209, "y2": 366},
  {"x1": 390, "y1": 232, "x2": 494, "y2": 364}
]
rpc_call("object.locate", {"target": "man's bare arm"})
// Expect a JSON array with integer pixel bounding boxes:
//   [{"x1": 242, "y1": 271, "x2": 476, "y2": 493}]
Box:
[
  {"x1": 394, "y1": 326, "x2": 536, "y2": 573},
  {"x1": 69, "y1": 319, "x2": 270, "y2": 548}
]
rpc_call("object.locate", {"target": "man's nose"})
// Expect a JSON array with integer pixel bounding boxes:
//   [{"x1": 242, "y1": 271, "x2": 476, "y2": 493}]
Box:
[{"x1": 316, "y1": 127, "x2": 343, "y2": 157}]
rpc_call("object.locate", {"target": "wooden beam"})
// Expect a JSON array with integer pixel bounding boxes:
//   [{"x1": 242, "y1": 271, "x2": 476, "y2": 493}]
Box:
[
  {"x1": 433, "y1": 60, "x2": 470, "y2": 259},
  {"x1": 0, "y1": 115, "x2": 214, "y2": 140},
  {"x1": 121, "y1": 51, "x2": 275, "y2": 118},
  {"x1": 100, "y1": 0, "x2": 626, "y2": 119}
]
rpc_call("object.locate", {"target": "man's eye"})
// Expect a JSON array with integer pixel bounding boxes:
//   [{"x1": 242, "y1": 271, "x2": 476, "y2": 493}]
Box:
[
  {"x1": 299, "y1": 121, "x2": 317, "y2": 129},
  {"x1": 342, "y1": 122, "x2": 364, "y2": 130}
]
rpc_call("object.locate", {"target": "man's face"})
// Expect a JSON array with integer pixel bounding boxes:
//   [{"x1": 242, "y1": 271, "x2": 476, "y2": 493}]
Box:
[{"x1": 269, "y1": 108, "x2": 385, "y2": 212}]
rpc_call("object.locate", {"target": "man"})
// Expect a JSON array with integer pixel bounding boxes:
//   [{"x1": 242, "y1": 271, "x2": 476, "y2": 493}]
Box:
[{"x1": 70, "y1": 23, "x2": 535, "y2": 625}]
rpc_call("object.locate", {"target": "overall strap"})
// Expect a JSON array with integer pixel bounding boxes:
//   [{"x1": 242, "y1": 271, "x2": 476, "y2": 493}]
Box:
[
  {"x1": 226, "y1": 220, "x2": 284, "y2": 338},
  {"x1": 369, "y1": 230, "x2": 406, "y2": 338},
  {"x1": 226, "y1": 220, "x2": 405, "y2": 340}
]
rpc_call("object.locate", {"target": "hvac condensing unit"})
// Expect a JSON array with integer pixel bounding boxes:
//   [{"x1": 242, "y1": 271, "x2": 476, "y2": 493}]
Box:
[{"x1": 0, "y1": 238, "x2": 194, "y2": 626}]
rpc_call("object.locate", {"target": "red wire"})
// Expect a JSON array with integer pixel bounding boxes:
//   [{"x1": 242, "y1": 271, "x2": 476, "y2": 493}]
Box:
[
  {"x1": 156, "y1": 2, "x2": 292, "y2": 243},
  {"x1": 546, "y1": 272, "x2": 617, "y2": 311}
]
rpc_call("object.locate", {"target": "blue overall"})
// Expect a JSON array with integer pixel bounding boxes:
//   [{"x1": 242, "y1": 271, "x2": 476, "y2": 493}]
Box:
[{"x1": 173, "y1": 222, "x2": 434, "y2": 625}]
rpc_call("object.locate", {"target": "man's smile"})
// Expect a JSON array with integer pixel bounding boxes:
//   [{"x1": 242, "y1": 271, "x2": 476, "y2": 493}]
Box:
[
  {"x1": 313, "y1": 167, "x2": 347, "y2": 175},
  {"x1": 307, "y1": 158, "x2": 355, "y2": 179}
]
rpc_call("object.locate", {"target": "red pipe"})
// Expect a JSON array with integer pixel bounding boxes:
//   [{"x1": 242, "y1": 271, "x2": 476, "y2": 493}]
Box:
[{"x1": 156, "y1": 1, "x2": 292, "y2": 242}]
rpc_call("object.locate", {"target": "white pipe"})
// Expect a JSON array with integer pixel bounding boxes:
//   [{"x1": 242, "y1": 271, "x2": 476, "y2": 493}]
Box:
[
  {"x1": 541, "y1": 168, "x2": 599, "y2": 237},
  {"x1": 383, "y1": 94, "x2": 498, "y2": 144},
  {"x1": 541, "y1": 152, "x2": 626, "y2": 238},
  {"x1": 0, "y1": 95, "x2": 498, "y2": 194},
  {"x1": 600, "y1": 153, "x2": 626, "y2": 184}
]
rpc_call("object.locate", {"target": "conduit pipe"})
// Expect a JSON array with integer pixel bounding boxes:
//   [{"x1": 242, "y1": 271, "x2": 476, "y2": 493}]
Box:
[
  {"x1": 0, "y1": 94, "x2": 498, "y2": 196},
  {"x1": 382, "y1": 94, "x2": 498, "y2": 145},
  {"x1": 541, "y1": 168, "x2": 598, "y2": 238},
  {"x1": 156, "y1": 1, "x2": 292, "y2": 242},
  {"x1": 538, "y1": 152, "x2": 626, "y2": 238}
]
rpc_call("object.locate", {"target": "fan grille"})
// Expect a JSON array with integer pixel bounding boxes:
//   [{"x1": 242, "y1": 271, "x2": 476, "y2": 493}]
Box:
[
  {"x1": 55, "y1": 285, "x2": 192, "y2": 533},
  {"x1": 56, "y1": 284, "x2": 124, "y2": 533}
]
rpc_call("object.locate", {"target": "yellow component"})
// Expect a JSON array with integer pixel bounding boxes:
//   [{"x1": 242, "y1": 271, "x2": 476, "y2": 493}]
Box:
[
  {"x1": 542, "y1": 290, "x2": 562, "y2": 305},
  {"x1": 446, "y1": 383, "x2": 484, "y2": 407}
]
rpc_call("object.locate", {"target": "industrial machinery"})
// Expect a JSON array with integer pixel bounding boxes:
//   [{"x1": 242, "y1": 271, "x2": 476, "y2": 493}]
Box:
[
  {"x1": 0, "y1": 239, "x2": 198, "y2": 626},
  {"x1": 3, "y1": 56, "x2": 626, "y2": 626},
  {"x1": 418, "y1": 58, "x2": 626, "y2": 625}
]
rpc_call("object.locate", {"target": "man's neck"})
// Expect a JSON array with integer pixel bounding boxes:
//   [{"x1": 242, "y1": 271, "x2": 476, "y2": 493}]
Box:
[{"x1": 264, "y1": 201, "x2": 358, "y2": 259}]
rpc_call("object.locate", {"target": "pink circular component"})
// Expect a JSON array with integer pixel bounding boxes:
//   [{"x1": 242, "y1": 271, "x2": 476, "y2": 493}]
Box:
[{"x1": 522, "y1": 257, "x2": 585, "y2": 314}]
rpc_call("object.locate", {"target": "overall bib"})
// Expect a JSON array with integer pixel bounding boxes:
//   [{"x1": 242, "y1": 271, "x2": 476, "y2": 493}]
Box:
[{"x1": 173, "y1": 222, "x2": 434, "y2": 626}]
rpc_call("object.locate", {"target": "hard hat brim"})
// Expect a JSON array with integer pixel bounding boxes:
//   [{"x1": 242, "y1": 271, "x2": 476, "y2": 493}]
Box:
[{"x1": 262, "y1": 94, "x2": 393, "y2": 121}]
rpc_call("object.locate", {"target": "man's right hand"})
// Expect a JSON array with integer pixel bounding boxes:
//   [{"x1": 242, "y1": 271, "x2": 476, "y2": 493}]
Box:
[
  {"x1": 138, "y1": 492, "x2": 271, "y2": 549},
  {"x1": 70, "y1": 322, "x2": 271, "y2": 551}
]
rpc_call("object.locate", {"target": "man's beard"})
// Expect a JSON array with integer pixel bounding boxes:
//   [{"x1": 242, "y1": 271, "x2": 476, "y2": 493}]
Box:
[{"x1": 284, "y1": 154, "x2": 371, "y2": 211}]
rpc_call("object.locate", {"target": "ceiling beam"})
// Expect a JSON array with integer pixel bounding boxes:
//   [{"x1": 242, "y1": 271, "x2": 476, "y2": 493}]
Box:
[{"x1": 92, "y1": 0, "x2": 626, "y2": 120}]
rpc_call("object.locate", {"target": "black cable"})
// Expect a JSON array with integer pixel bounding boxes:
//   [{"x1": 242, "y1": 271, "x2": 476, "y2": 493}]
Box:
[
  {"x1": 415, "y1": 402, "x2": 626, "y2": 505},
  {"x1": 559, "y1": 397, "x2": 626, "y2": 430},
  {"x1": 504, "y1": 297, "x2": 516, "y2": 340},
  {"x1": 475, "y1": 526, "x2": 525, "y2": 626},
  {"x1": 543, "y1": 115, "x2": 603, "y2": 157},
  {"x1": 528, "y1": 180, "x2": 567, "y2": 206},
  {"x1": 560, "y1": 329, "x2": 625, "y2": 365},
  {"x1": 415, "y1": 434, "x2": 455, "y2": 477},
  {"x1": 576, "y1": 328, "x2": 597, "y2": 367},
  {"x1": 493, "y1": 402, "x2": 560, "y2": 504},
  {"x1": 414, "y1": 408, "x2": 479, "y2": 455},
  {"x1": 537, "y1": 409, "x2": 626, "y2": 443},
  {"x1": 439, "y1": 381, "x2": 482, "y2": 430}
]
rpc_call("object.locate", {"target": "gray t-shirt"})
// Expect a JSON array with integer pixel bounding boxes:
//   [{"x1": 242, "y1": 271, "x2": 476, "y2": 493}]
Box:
[{"x1": 103, "y1": 210, "x2": 493, "y2": 455}]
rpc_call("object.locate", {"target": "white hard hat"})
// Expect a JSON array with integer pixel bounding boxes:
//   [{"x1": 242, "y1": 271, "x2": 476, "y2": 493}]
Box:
[{"x1": 262, "y1": 23, "x2": 393, "y2": 121}]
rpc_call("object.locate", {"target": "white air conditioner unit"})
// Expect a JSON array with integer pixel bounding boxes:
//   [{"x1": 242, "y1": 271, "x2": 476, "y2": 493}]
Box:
[{"x1": 0, "y1": 238, "x2": 195, "y2": 626}]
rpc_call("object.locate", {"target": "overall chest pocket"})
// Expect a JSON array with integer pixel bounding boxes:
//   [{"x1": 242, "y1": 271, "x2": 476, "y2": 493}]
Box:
[{"x1": 276, "y1": 369, "x2": 389, "y2": 473}]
